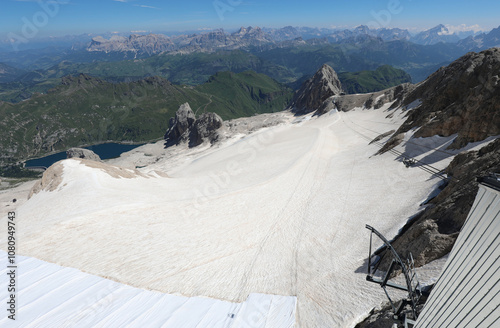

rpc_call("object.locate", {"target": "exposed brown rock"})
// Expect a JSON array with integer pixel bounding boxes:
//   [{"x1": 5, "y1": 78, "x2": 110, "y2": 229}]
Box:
[
  {"x1": 384, "y1": 48, "x2": 500, "y2": 151},
  {"x1": 29, "y1": 161, "x2": 64, "y2": 198}
]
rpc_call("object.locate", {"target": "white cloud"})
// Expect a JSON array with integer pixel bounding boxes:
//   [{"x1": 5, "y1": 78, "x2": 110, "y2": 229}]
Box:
[
  {"x1": 133, "y1": 4, "x2": 159, "y2": 9},
  {"x1": 444, "y1": 24, "x2": 484, "y2": 35}
]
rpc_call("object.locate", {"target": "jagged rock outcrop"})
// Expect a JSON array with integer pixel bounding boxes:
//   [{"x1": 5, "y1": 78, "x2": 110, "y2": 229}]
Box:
[
  {"x1": 332, "y1": 82, "x2": 415, "y2": 113},
  {"x1": 164, "y1": 103, "x2": 196, "y2": 143},
  {"x1": 66, "y1": 148, "x2": 101, "y2": 161},
  {"x1": 290, "y1": 64, "x2": 344, "y2": 114},
  {"x1": 458, "y1": 26, "x2": 500, "y2": 51},
  {"x1": 380, "y1": 138, "x2": 500, "y2": 269},
  {"x1": 87, "y1": 28, "x2": 275, "y2": 56},
  {"x1": 61, "y1": 73, "x2": 104, "y2": 88},
  {"x1": 189, "y1": 112, "x2": 223, "y2": 147},
  {"x1": 381, "y1": 48, "x2": 500, "y2": 153},
  {"x1": 164, "y1": 103, "x2": 223, "y2": 147},
  {"x1": 88, "y1": 34, "x2": 175, "y2": 55}
]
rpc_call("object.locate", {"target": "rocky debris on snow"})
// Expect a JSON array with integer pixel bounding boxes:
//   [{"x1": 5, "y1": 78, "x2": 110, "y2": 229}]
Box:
[
  {"x1": 369, "y1": 130, "x2": 395, "y2": 145},
  {"x1": 164, "y1": 103, "x2": 223, "y2": 147},
  {"x1": 335, "y1": 82, "x2": 414, "y2": 113},
  {"x1": 224, "y1": 112, "x2": 288, "y2": 134},
  {"x1": 291, "y1": 64, "x2": 344, "y2": 114},
  {"x1": 379, "y1": 138, "x2": 500, "y2": 270},
  {"x1": 66, "y1": 148, "x2": 101, "y2": 161},
  {"x1": 304, "y1": 79, "x2": 414, "y2": 116},
  {"x1": 381, "y1": 48, "x2": 500, "y2": 153},
  {"x1": 355, "y1": 297, "x2": 428, "y2": 328}
]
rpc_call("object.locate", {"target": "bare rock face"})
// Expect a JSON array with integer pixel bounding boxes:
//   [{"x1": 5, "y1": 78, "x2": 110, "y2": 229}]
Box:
[
  {"x1": 383, "y1": 48, "x2": 500, "y2": 151},
  {"x1": 291, "y1": 64, "x2": 344, "y2": 114},
  {"x1": 66, "y1": 148, "x2": 101, "y2": 161},
  {"x1": 164, "y1": 103, "x2": 223, "y2": 147},
  {"x1": 164, "y1": 103, "x2": 196, "y2": 144},
  {"x1": 331, "y1": 82, "x2": 414, "y2": 113},
  {"x1": 88, "y1": 34, "x2": 175, "y2": 55},
  {"x1": 381, "y1": 138, "x2": 500, "y2": 269},
  {"x1": 29, "y1": 161, "x2": 64, "y2": 199},
  {"x1": 189, "y1": 112, "x2": 223, "y2": 147}
]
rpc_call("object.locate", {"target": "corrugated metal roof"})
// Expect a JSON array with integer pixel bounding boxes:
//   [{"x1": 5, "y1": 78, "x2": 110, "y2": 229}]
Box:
[{"x1": 415, "y1": 183, "x2": 500, "y2": 328}]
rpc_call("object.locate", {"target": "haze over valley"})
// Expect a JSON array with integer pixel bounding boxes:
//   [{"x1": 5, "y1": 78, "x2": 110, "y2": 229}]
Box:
[{"x1": 1, "y1": 1, "x2": 499, "y2": 327}]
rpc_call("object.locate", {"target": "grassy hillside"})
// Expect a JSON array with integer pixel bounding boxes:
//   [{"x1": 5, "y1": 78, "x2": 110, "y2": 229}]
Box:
[
  {"x1": 0, "y1": 71, "x2": 292, "y2": 165},
  {"x1": 196, "y1": 71, "x2": 291, "y2": 118},
  {"x1": 0, "y1": 50, "x2": 295, "y2": 103},
  {"x1": 255, "y1": 40, "x2": 462, "y2": 82},
  {"x1": 1, "y1": 39, "x2": 463, "y2": 103},
  {"x1": 0, "y1": 63, "x2": 27, "y2": 83},
  {"x1": 339, "y1": 65, "x2": 412, "y2": 94}
]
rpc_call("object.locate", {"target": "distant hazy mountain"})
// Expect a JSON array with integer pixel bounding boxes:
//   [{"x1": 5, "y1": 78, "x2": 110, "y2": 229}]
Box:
[
  {"x1": 410, "y1": 24, "x2": 461, "y2": 45},
  {"x1": 261, "y1": 26, "x2": 302, "y2": 41},
  {"x1": 87, "y1": 27, "x2": 275, "y2": 56},
  {"x1": 88, "y1": 34, "x2": 176, "y2": 55},
  {"x1": 84, "y1": 25, "x2": 423, "y2": 57},
  {"x1": 0, "y1": 63, "x2": 26, "y2": 83},
  {"x1": 458, "y1": 26, "x2": 500, "y2": 51}
]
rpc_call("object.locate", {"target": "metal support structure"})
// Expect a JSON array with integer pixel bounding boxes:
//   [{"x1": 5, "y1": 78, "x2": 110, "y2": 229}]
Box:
[{"x1": 365, "y1": 225, "x2": 422, "y2": 321}]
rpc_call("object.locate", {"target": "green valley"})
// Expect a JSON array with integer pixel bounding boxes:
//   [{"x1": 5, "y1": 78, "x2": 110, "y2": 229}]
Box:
[{"x1": 0, "y1": 70, "x2": 292, "y2": 165}]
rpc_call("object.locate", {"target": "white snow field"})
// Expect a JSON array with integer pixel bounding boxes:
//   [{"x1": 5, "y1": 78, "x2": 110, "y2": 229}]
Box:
[{"x1": 1, "y1": 105, "x2": 468, "y2": 327}]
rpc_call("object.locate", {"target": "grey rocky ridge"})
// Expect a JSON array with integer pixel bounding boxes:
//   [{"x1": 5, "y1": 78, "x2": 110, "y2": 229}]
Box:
[
  {"x1": 164, "y1": 103, "x2": 196, "y2": 144},
  {"x1": 290, "y1": 64, "x2": 344, "y2": 115},
  {"x1": 312, "y1": 48, "x2": 500, "y2": 271},
  {"x1": 87, "y1": 27, "x2": 274, "y2": 56},
  {"x1": 369, "y1": 48, "x2": 500, "y2": 270},
  {"x1": 345, "y1": 48, "x2": 500, "y2": 327},
  {"x1": 379, "y1": 47, "x2": 500, "y2": 153},
  {"x1": 164, "y1": 103, "x2": 223, "y2": 147},
  {"x1": 282, "y1": 46, "x2": 500, "y2": 284},
  {"x1": 84, "y1": 24, "x2": 500, "y2": 57}
]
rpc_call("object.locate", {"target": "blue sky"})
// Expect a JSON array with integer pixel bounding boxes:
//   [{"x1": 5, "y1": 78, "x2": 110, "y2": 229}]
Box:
[{"x1": 1, "y1": 0, "x2": 499, "y2": 38}]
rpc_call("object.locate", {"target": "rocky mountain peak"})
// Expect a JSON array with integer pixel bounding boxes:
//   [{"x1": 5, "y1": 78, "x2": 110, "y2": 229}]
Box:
[
  {"x1": 164, "y1": 103, "x2": 223, "y2": 147},
  {"x1": 354, "y1": 25, "x2": 370, "y2": 34},
  {"x1": 88, "y1": 33, "x2": 174, "y2": 54},
  {"x1": 61, "y1": 73, "x2": 104, "y2": 87},
  {"x1": 291, "y1": 64, "x2": 344, "y2": 114},
  {"x1": 411, "y1": 24, "x2": 460, "y2": 45},
  {"x1": 164, "y1": 103, "x2": 196, "y2": 143},
  {"x1": 380, "y1": 47, "x2": 500, "y2": 153}
]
